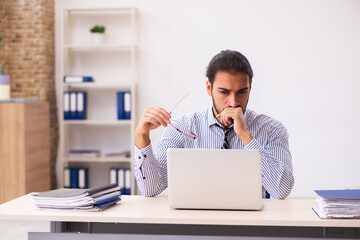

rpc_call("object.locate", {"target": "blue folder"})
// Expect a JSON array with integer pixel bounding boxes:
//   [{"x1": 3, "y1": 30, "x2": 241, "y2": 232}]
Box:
[{"x1": 314, "y1": 189, "x2": 360, "y2": 199}]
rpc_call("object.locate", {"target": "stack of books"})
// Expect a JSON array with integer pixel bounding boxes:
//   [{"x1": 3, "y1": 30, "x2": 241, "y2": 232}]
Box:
[
  {"x1": 31, "y1": 183, "x2": 121, "y2": 211},
  {"x1": 313, "y1": 189, "x2": 360, "y2": 219}
]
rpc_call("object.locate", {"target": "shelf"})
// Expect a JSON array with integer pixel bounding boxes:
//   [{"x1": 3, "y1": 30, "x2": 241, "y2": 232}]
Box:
[
  {"x1": 63, "y1": 120, "x2": 131, "y2": 125},
  {"x1": 60, "y1": 6, "x2": 138, "y2": 193},
  {"x1": 64, "y1": 8, "x2": 136, "y2": 13},
  {"x1": 63, "y1": 44, "x2": 136, "y2": 51},
  {"x1": 64, "y1": 156, "x2": 132, "y2": 163},
  {"x1": 63, "y1": 82, "x2": 133, "y2": 90}
]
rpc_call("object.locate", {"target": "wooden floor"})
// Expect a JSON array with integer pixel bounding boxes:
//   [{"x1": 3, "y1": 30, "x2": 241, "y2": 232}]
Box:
[{"x1": 0, "y1": 220, "x2": 49, "y2": 240}]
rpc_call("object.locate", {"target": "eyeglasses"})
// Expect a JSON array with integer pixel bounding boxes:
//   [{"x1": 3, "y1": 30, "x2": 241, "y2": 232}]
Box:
[{"x1": 169, "y1": 93, "x2": 196, "y2": 140}]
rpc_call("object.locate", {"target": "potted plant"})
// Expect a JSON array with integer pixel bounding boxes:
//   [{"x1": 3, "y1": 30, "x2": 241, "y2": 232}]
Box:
[
  {"x1": 90, "y1": 25, "x2": 106, "y2": 45},
  {"x1": 0, "y1": 37, "x2": 10, "y2": 100}
]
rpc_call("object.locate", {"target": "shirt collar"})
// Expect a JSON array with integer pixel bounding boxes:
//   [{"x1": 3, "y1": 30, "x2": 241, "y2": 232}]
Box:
[{"x1": 207, "y1": 107, "x2": 219, "y2": 127}]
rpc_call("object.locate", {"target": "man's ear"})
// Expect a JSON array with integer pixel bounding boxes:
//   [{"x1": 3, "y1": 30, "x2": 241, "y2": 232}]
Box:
[{"x1": 206, "y1": 80, "x2": 212, "y2": 96}]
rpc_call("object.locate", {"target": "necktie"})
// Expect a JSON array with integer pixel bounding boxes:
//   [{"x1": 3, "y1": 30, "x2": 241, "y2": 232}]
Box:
[{"x1": 221, "y1": 126, "x2": 233, "y2": 149}]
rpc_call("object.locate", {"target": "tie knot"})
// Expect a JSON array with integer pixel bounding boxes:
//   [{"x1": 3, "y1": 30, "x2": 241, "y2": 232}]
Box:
[{"x1": 224, "y1": 127, "x2": 233, "y2": 136}]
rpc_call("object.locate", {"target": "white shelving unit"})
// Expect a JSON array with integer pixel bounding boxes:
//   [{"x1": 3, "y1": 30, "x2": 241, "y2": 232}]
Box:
[{"x1": 59, "y1": 8, "x2": 138, "y2": 194}]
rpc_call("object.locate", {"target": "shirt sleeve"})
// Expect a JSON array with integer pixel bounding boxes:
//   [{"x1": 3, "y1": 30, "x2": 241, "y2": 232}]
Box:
[
  {"x1": 134, "y1": 126, "x2": 184, "y2": 197},
  {"x1": 245, "y1": 127, "x2": 294, "y2": 199}
]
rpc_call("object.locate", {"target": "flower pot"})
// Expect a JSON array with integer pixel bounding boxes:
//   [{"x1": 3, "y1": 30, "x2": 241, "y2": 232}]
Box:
[
  {"x1": 91, "y1": 33, "x2": 105, "y2": 45},
  {"x1": 0, "y1": 75, "x2": 10, "y2": 100}
]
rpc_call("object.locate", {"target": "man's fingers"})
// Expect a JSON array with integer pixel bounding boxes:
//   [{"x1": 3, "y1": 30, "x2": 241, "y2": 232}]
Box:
[{"x1": 143, "y1": 107, "x2": 171, "y2": 128}]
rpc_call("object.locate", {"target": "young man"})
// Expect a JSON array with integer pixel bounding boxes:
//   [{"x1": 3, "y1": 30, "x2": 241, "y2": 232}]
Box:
[{"x1": 134, "y1": 50, "x2": 294, "y2": 199}]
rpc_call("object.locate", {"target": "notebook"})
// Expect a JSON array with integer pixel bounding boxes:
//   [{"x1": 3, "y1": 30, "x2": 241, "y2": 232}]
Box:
[{"x1": 167, "y1": 149, "x2": 263, "y2": 210}]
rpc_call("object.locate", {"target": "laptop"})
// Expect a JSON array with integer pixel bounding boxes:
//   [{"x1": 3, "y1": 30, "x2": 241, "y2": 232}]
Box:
[{"x1": 167, "y1": 148, "x2": 263, "y2": 210}]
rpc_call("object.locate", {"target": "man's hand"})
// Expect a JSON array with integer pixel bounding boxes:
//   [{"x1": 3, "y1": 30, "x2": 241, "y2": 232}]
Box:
[
  {"x1": 216, "y1": 107, "x2": 253, "y2": 146},
  {"x1": 135, "y1": 107, "x2": 171, "y2": 149}
]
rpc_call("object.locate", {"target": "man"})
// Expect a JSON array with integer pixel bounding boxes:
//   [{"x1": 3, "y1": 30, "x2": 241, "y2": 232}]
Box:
[{"x1": 134, "y1": 50, "x2": 294, "y2": 199}]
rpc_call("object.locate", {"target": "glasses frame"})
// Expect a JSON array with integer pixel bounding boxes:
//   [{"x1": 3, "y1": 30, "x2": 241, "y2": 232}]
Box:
[{"x1": 168, "y1": 93, "x2": 197, "y2": 140}]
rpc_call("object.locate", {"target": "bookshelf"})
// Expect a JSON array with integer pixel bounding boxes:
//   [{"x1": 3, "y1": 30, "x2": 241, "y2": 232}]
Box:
[{"x1": 59, "y1": 8, "x2": 138, "y2": 194}]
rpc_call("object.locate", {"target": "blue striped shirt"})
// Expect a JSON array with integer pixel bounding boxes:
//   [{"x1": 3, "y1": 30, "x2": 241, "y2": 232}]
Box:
[{"x1": 134, "y1": 108, "x2": 294, "y2": 199}]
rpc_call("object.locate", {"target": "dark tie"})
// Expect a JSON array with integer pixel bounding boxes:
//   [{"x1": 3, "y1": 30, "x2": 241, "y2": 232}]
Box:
[{"x1": 221, "y1": 126, "x2": 233, "y2": 149}]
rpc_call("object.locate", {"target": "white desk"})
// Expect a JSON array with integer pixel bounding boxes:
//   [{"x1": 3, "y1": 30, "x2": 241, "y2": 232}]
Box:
[{"x1": 0, "y1": 194, "x2": 359, "y2": 239}]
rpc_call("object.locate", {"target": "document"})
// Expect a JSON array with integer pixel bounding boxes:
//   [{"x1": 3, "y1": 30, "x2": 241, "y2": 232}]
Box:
[
  {"x1": 313, "y1": 189, "x2": 360, "y2": 219},
  {"x1": 31, "y1": 183, "x2": 121, "y2": 211}
]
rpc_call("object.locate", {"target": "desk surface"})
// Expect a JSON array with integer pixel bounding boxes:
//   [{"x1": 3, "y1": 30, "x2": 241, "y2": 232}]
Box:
[{"x1": 0, "y1": 194, "x2": 359, "y2": 228}]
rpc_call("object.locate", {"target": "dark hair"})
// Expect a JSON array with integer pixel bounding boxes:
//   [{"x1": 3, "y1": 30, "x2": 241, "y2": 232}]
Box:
[{"x1": 206, "y1": 50, "x2": 253, "y2": 84}]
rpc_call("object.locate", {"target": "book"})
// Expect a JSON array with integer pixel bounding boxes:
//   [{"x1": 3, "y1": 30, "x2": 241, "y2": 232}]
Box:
[
  {"x1": 108, "y1": 167, "x2": 131, "y2": 195},
  {"x1": 313, "y1": 189, "x2": 360, "y2": 219},
  {"x1": 31, "y1": 183, "x2": 121, "y2": 211},
  {"x1": 63, "y1": 167, "x2": 89, "y2": 189},
  {"x1": 64, "y1": 75, "x2": 93, "y2": 83},
  {"x1": 63, "y1": 91, "x2": 87, "y2": 120},
  {"x1": 117, "y1": 91, "x2": 131, "y2": 120}
]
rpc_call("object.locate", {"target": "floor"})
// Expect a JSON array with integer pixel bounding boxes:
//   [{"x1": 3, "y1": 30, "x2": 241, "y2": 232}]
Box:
[{"x1": 0, "y1": 220, "x2": 49, "y2": 240}]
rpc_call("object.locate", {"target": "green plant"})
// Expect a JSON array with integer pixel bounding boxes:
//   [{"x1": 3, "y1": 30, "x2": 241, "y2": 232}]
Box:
[
  {"x1": 90, "y1": 25, "x2": 105, "y2": 34},
  {"x1": 0, "y1": 37, "x2": 4, "y2": 75}
]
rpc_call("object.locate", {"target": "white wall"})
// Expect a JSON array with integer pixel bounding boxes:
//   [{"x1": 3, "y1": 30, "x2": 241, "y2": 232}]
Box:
[{"x1": 55, "y1": 0, "x2": 360, "y2": 198}]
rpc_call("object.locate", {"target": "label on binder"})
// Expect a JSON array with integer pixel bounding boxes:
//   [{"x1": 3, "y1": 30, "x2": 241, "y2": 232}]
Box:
[
  {"x1": 78, "y1": 168, "x2": 86, "y2": 189},
  {"x1": 77, "y1": 92, "x2": 84, "y2": 111},
  {"x1": 125, "y1": 169, "x2": 131, "y2": 189},
  {"x1": 124, "y1": 92, "x2": 131, "y2": 112},
  {"x1": 118, "y1": 169, "x2": 125, "y2": 189}
]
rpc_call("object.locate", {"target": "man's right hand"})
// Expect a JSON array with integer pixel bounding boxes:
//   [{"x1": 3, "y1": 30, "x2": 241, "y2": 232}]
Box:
[{"x1": 135, "y1": 107, "x2": 171, "y2": 149}]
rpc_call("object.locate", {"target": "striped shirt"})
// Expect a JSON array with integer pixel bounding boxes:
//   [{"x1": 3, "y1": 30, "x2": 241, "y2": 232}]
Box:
[{"x1": 134, "y1": 108, "x2": 294, "y2": 199}]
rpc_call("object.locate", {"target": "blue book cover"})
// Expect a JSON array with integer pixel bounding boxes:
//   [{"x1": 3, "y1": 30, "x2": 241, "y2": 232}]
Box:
[
  {"x1": 117, "y1": 92, "x2": 124, "y2": 120},
  {"x1": 70, "y1": 168, "x2": 79, "y2": 188},
  {"x1": 124, "y1": 168, "x2": 131, "y2": 195},
  {"x1": 315, "y1": 189, "x2": 360, "y2": 199},
  {"x1": 95, "y1": 197, "x2": 121, "y2": 211}
]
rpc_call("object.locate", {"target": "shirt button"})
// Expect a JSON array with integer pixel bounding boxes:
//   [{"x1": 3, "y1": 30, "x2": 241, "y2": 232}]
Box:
[
  {"x1": 143, "y1": 154, "x2": 147, "y2": 158},
  {"x1": 138, "y1": 156, "x2": 141, "y2": 159}
]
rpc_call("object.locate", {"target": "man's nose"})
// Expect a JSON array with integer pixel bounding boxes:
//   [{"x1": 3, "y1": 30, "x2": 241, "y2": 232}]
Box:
[{"x1": 226, "y1": 95, "x2": 237, "y2": 107}]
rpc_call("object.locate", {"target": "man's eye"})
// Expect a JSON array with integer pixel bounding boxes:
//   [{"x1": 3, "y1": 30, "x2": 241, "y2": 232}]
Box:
[{"x1": 220, "y1": 91, "x2": 228, "y2": 94}]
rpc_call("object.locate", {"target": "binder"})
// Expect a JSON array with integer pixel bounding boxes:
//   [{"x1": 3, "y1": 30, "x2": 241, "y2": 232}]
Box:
[
  {"x1": 117, "y1": 91, "x2": 131, "y2": 120},
  {"x1": 124, "y1": 92, "x2": 131, "y2": 119},
  {"x1": 31, "y1": 183, "x2": 121, "y2": 211},
  {"x1": 64, "y1": 75, "x2": 93, "y2": 83},
  {"x1": 76, "y1": 91, "x2": 87, "y2": 120},
  {"x1": 70, "y1": 168, "x2": 79, "y2": 188},
  {"x1": 117, "y1": 168, "x2": 125, "y2": 193},
  {"x1": 109, "y1": 168, "x2": 118, "y2": 185},
  {"x1": 63, "y1": 92, "x2": 70, "y2": 120},
  {"x1": 78, "y1": 168, "x2": 88, "y2": 189},
  {"x1": 63, "y1": 167, "x2": 71, "y2": 188},
  {"x1": 315, "y1": 189, "x2": 360, "y2": 199},
  {"x1": 70, "y1": 92, "x2": 77, "y2": 120},
  {"x1": 124, "y1": 168, "x2": 131, "y2": 195},
  {"x1": 313, "y1": 189, "x2": 360, "y2": 218}
]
